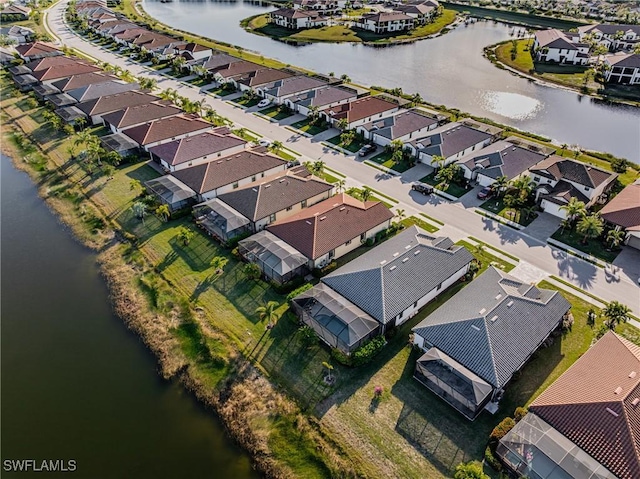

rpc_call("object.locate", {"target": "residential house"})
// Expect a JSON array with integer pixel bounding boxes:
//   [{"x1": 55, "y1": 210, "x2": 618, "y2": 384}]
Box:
[
  {"x1": 14, "y1": 42, "x2": 62, "y2": 62},
  {"x1": 0, "y1": 25, "x2": 34, "y2": 44},
  {"x1": 603, "y1": 52, "x2": 640, "y2": 84},
  {"x1": 497, "y1": 332, "x2": 639, "y2": 479},
  {"x1": 406, "y1": 120, "x2": 498, "y2": 166},
  {"x1": 354, "y1": 12, "x2": 414, "y2": 34},
  {"x1": 321, "y1": 96, "x2": 399, "y2": 130},
  {"x1": 263, "y1": 75, "x2": 328, "y2": 104},
  {"x1": 412, "y1": 266, "x2": 571, "y2": 420},
  {"x1": 1, "y1": 4, "x2": 30, "y2": 20},
  {"x1": 458, "y1": 137, "x2": 552, "y2": 186},
  {"x1": 191, "y1": 52, "x2": 243, "y2": 75},
  {"x1": 149, "y1": 127, "x2": 247, "y2": 172},
  {"x1": 48, "y1": 79, "x2": 139, "y2": 108},
  {"x1": 103, "y1": 102, "x2": 183, "y2": 134},
  {"x1": 144, "y1": 175, "x2": 197, "y2": 212},
  {"x1": 265, "y1": 192, "x2": 394, "y2": 269},
  {"x1": 171, "y1": 149, "x2": 288, "y2": 202},
  {"x1": 393, "y1": 4, "x2": 435, "y2": 25},
  {"x1": 284, "y1": 85, "x2": 358, "y2": 117},
  {"x1": 121, "y1": 115, "x2": 213, "y2": 151},
  {"x1": 30, "y1": 60, "x2": 102, "y2": 83},
  {"x1": 76, "y1": 90, "x2": 159, "y2": 125},
  {"x1": 578, "y1": 23, "x2": 640, "y2": 51},
  {"x1": 292, "y1": 226, "x2": 473, "y2": 354},
  {"x1": 0, "y1": 47, "x2": 14, "y2": 65},
  {"x1": 172, "y1": 42, "x2": 212, "y2": 61},
  {"x1": 235, "y1": 68, "x2": 294, "y2": 93},
  {"x1": 292, "y1": 0, "x2": 346, "y2": 16},
  {"x1": 357, "y1": 109, "x2": 439, "y2": 147},
  {"x1": 210, "y1": 60, "x2": 263, "y2": 86},
  {"x1": 533, "y1": 29, "x2": 590, "y2": 65},
  {"x1": 50, "y1": 71, "x2": 118, "y2": 93},
  {"x1": 600, "y1": 179, "x2": 640, "y2": 250},
  {"x1": 269, "y1": 8, "x2": 328, "y2": 30},
  {"x1": 529, "y1": 155, "x2": 618, "y2": 218}
]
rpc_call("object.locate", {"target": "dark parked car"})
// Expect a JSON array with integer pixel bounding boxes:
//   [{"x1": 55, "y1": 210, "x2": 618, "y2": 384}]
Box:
[
  {"x1": 411, "y1": 182, "x2": 433, "y2": 195},
  {"x1": 358, "y1": 144, "x2": 377, "y2": 157},
  {"x1": 286, "y1": 159, "x2": 301, "y2": 168},
  {"x1": 477, "y1": 186, "x2": 493, "y2": 200}
]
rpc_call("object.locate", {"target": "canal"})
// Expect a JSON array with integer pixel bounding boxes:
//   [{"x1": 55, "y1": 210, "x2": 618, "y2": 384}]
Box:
[
  {"x1": 143, "y1": 0, "x2": 640, "y2": 162},
  {"x1": 0, "y1": 155, "x2": 260, "y2": 479}
]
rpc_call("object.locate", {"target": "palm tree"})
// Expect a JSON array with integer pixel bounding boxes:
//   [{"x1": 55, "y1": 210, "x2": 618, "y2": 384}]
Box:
[
  {"x1": 336, "y1": 118, "x2": 349, "y2": 131},
  {"x1": 492, "y1": 175, "x2": 509, "y2": 197},
  {"x1": 339, "y1": 129, "x2": 354, "y2": 147},
  {"x1": 268, "y1": 140, "x2": 283, "y2": 154},
  {"x1": 256, "y1": 301, "x2": 279, "y2": 328},
  {"x1": 603, "y1": 301, "x2": 631, "y2": 330},
  {"x1": 159, "y1": 88, "x2": 179, "y2": 103},
  {"x1": 177, "y1": 226, "x2": 195, "y2": 246},
  {"x1": 510, "y1": 176, "x2": 535, "y2": 201},
  {"x1": 559, "y1": 197, "x2": 586, "y2": 230},
  {"x1": 336, "y1": 179, "x2": 346, "y2": 193},
  {"x1": 410, "y1": 92, "x2": 423, "y2": 106},
  {"x1": 432, "y1": 155, "x2": 447, "y2": 169},
  {"x1": 395, "y1": 208, "x2": 406, "y2": 225},
  {"x1": 138, "y1": 76, "x2": 157, "y2": 91},
  {"x1": 75, "y1": 117, "x2": 87, "y2": 131},
  {"x1": 131, "y1": 201, "x2": 147, "y2": 223},
  {"x1": 155, "y1": 204, "x2": 170, "y2": 222},
  {"x1": 436, "y1": 163, "x2": 460, "y2": 191},
  {"x1": 130, "y1": 179, "x2": 142, "y2": 194},
  {"x1": 361, "y1": 186, "x2": 372, "y2": 202},
  {"x1": 340, "y1": 74, "x2": 351, "y2": 82},
  {"x1": 209, "y1": 256, "x2": 229, "y2": 275},
  {"x1": 576, "y1": 213, "x2": 604, "y2": 245},
  {"x1": 503, "y1": 193, "x2": 518, "y2": 221},
  {"x1": 308, "y1": 105, "x2": 320, "y2": 124},
  {"x1": 171, "y1": 55, "x2": 186, "y2": 74},
  {"x1": 606, "y1": 229, "x2": 625, "y2": 250}
]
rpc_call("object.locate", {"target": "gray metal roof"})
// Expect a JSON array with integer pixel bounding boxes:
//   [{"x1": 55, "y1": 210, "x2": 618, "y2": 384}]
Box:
[
  {"x1": 288, "y1": 85, "x2": 357, "y2": 109},
  {"x1": 411, "y1": 123, "x2": 492, "y2": 158},
  {"x1": 360, "y1": 110, "x2": 437, "y2": 140},
  {"x1": 67, "y1": 80, "x2": 138, "y2": 103},
  {"x1": 459, "y1": 140, "x2": 548, "y2": 181},
  {"x1": 413, "y1": 267, "x2": 571, "y2": 388},
  {"x1": 322, "y1": 226, "x2": 473, "y2": 324},
  {"x1": 239, "y1": 230, "x2": 308, "y2": 277}
]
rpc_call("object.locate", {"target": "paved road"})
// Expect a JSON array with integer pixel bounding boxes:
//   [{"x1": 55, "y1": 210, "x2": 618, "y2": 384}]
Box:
[{"x1": 45, "y1": 0, "x2": 640, "y2": 314}]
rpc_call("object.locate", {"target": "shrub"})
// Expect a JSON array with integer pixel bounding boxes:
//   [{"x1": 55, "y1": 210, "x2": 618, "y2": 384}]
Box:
[
  {"x1": 610, "y1": 156, "x2": 629, "y2": 173},
  {"x1": 489, "y1": 417, "x2": 515, "y2": 450},
  {"x1": 243, "y1": 262, "x2": 262, "y2": 280},
  {"x1": 286, "y1": 282, "x2": 313, "y2": 302},
  {"x1": 298, "y1": 325, "x2": 316, "y2": 346},
  {"x1": 514, "y1": 406, "x2": 528, "y2": 422},
  {"x1": 352, "y1": 336, "x2": 386, "y2": 367},
  {"x1": 454, "y1": 461, "x2": 490, "y2": 479},
  {"x1": 226, "y1": 231, "x2": 251, "y2": 248},
  {"x1": 484, "y1": 446, "x2": 503, "y2": 472},
  {"x1": 331, "y1": 347, "x2": 351, "y2": 366},
  {"x1": 270, "y1": 275, "x2": 307, "y2": 295},
  {"x1": 312, "y1": 261, "x2": 337, "y2": 278}
]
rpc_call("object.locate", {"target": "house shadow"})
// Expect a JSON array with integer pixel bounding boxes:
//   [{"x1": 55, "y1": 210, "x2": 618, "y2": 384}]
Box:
[{"x1": 168, "y1": 234, "x2": 218, "y2": 273}]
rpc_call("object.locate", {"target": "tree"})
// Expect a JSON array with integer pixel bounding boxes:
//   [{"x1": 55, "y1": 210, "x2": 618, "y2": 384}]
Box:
[
  {"x1": 340, "y1": 73, "x2": 351, "y2": 82},
  {"x1": 503, "y1": 193, "x2": 518, "y2": 221},
  {"x1": 410, "y1": 92, "x2": 423, "y2": 106},
  {"x1": 509, "y1": 175, "x2": 535, "y2": 202},
  {"x1": 559, "y1": 197, "x2": 586, "y2": 230},
  {"x1": 101, "y1": 163, "x2": 115, "y2": 179},
  {"x1": 159, "y1": 88, "x2": 179, "y2": 103},
  {"x1": 436, "y1": 163, "x2": 460, "y2": 191},
  {"x1": 432, "y1": 155, "x2": 447, "y2": 169},
  {"x1": 177, "y1": 226, "x2": 195, "y2": 246},
  {"x1": 308, "y1": 105, "x2": 320, "y2": 124},
  {"x1": 268, "y1": 140, "x2": 283, "y2": 154},
  {"x1": 244, "y1": 262, "x2": 262, "y2": 280},
  {"x1": 75, "y1": 116, "x2": 86, "y2": 131},
  {"x1": 155, "y1": 204, "x2": 170, "y2": 222},
  {"x1": 453, "y1": 461, "x2": 489, "y2": 479},
  {"x1": 336, "y1": 179, "x2": 346, "y2": 193},
  {"x1": 576, "y1": 213, "x2": 603, "y2": 244},
  {"x1": 171, "y1": 55, "x2": 186, "y2": 74},
  {"x1": 361, "y1": 186, "x2": 372, "y2": 202},
  {"x1": 336, "y1": 118, "x2": 349, "y2": 131},
  {"x1": 492, "y1": 175, "x2": 509, "y2": 197},
  {"x1": 339, "y1": 129, "x2": 355, "y2": 147},
  {"x1": 603, "y1": 301, "x2": 631, "y2": 330},
  {"x1": 131, "y1": 201, "x2": 147, "y2": 223},
  {"x1": 256, "y1": 300, "x2": 279, "y2": 328},
  {"x1": 137, "y1": 76, "x2": 157, "y2": 91},
  {"x1": 395, "y1": 208, "x2": 406, "y2": 224},
  {"x1": 130, "y1": 179, "x2": 142, "y2": 194},
  {"x1": 209, "y1": 256, "x2": 229, "y2": 275},
  {"x1": 607, "y1": 229, "x2": 625, "y2": 250}
]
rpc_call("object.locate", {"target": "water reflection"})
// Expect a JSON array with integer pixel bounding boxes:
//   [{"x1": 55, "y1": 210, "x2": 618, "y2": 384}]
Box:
[{"x1": 479, "y1": 91, "x2": 543, "y2": 120}]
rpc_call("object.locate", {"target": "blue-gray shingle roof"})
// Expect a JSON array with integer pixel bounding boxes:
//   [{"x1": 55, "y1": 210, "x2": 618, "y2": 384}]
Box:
[
  {"x1": 322, "y1": 226, "x2": 473, "y2": 324},
  {"x1": 413, "y1": 267, "x2": 571, "y2": 388}
]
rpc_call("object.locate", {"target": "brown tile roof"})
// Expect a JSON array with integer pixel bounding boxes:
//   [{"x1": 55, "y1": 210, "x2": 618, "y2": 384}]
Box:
[
  {"x1": 171, "y1": 150, "x2": 287, "y2": 194},
  {"x1": 77, "y1": 90, "x2": 158, "y2": 116},
  {"x1": 217, "y1": 170, "x2": 333, "y2": 221},
  {"x1": 15, "y1": 42, "x2": 61, "y2": 59},
  {"x1": 32, "y1": 62, "x2": 102, "y2": 81},
  {"x1": 211, "y1": 60, "x2": 263, "y2": 80},
  {"x1": 113, "y1": 28, "x2": 150, "y2": 40},
  {"x1": 361, "y1": 11, "x2": 413, "y2": 22},
  {"x1": 236, "y1": 68, "x2": 293, "y2": 88},
  {"x1": 530, "y1": 332, "x2": 640, "y2": 479},
  {"x1": 102, "y1": 102, "x2": 182, "y2": 129},
  {"x1": 530, "y1": 155, "x2": 617, "y2": 189},
  {"x1": 51, "y1": 71, "x2": 118, "y2": 92},
  {"x1": 121, "y1": 115, "x2": 212, "y2": 146},
  {"x1": 322, "y1": 96, "x2": 398, "y2": 124},
  {"x1": 600, "y1": 180, "x2": 640, "y2": 231},
  {"x1": 149, "y1": 129, "x2": 246, "y2": 166},
  {"x1": 24, "y1": 55, "x2": 82, "y2": 71},
  {"x1": 267, "y1": 193, "x2": 393, "y2": 260}
]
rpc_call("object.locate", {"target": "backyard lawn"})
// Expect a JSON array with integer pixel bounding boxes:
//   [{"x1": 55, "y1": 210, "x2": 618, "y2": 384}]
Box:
[
  {"x1": 480, "y1": 197, "x2": 538, "y2": 227},
  {"x1": 550, "y1": 227, "x2": 620, "y2": 263},
  {"x1": 291, "y1": 117, "x2": 329, "y2": 136},
  {"x1": 370, "y1": 150, "x2": 415, "y2": 173},
  {"x1": 420, "y1": 173, "x2": 469, "y2": 198}
]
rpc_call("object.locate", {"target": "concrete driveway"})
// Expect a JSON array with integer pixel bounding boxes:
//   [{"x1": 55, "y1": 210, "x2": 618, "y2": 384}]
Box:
[{"x1": 523, "y1": 212, "x2": 562, "y2": 242}]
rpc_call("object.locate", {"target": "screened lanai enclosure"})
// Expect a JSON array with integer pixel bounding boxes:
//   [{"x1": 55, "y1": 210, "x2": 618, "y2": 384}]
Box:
[
  {"x1": 194, "y1": 198, "x2": 251, "y2": 244},
  {"x1": 291, "y1": 283, "x2": 381, "y2": 354},
  {"x1": 238, "y1": 231, "x2": 309, "y2": 284},
  {"x1": 145, "y1": 176, "x2": 196, "y2": 212},
  {"x1": 413, "y1": 348, "x2": 494, "y2": 421},
  {"x1": 496, "y1": 413, "x2": 617, "y2": 479}
]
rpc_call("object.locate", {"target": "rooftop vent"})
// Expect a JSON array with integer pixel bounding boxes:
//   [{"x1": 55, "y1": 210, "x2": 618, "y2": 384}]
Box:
[
  {"x1": 633, "y1": 398, "x2": 640, "y2": 406},
  {"x1": 414, "y1": 250, "x2": 420, "y2": 256},
  {"x1": 389, "y1": 265, "x2": 397, "y2": 271},
  {"x1": 495, "y1": 294, "x2": 502, "y2": 300},
  {"x1": 405, "y1": 245, "x2": 411, "y2": 250},
  {"x1": 380, "y1": 260, "x2": 387, "y2": 265},
  {"x1": 507, "y1": 300, "x2": 514, "y2": 307},
  {"x1": 512, "y1": 147, "x2": 517, "y2": 151},
  {"x1": 471, "y1": 325, "x2": 480, "y2": 331},
  {"x1": 615, "y1": 386, "x2": 623, "y2": 395},
  {"x1": 279, "y1": 179, "x2": 286, "y2": 183},
  {"x1": 217, "y1": 160, "x2": 223, "y2": 164},
  {"x1": 251, "y1": 188, "x2": 258, "y2": 192},
  {"x1": 402, "y1": 257, "x2": 409, "y2": 263},
  {"x1": 479, "y1": 308, "x2": 487, "y2": 315},
  {"x1": 490, "y1": 315, "x2": 498, "y2": 322},
  {"x1": 319, "y1": 216, "x2": 326, "y2": 221},
  {"x1": 339, "y1": 206, "x2": 346, "y2": 211},
  {"x1": 631, "y1": 371, "x2": 637, "y2": 378},
  {"x1": 606, "y1": 407, "x2": 619, "y2": 417},
  {"x1": 305, "y1": 220, "x2": 312, "y2": 225},
  {"x1": 264, "y1": 184, "x2": 271, "y2": 188},
  {"x1": 393, "y1": 252, "x2": 400, "y2": 257}
]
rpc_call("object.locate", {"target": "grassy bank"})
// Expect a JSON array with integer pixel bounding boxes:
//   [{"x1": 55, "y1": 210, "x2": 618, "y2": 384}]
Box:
[{"x1": 243, "y1": 10, "x2": 457, "y2": 44}]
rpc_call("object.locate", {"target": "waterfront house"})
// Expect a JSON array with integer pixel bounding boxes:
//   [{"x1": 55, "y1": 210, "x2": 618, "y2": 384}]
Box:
[
  {"x1": 405, "y1": 120, "x2": 498, "y2": 166},
  {"x1": 458, "y1": 137, "x2": 551, "y2": 186},
  {"x1": 269, "y1": 8, "x2": 328, "y2": 30},
  {"x1": 284, "y1": 85, "x2": 358, "y2": 116},
  {"x1": 393, "y1": 4, "x2": 435, "y2": 25},
  {"x1": 578, "y1": 23, "x2": 640, "y2": 51},
  {"x1": 211, "y1": 60, "x2": 263, "y2": 85},
  {"x1": 236, "y1": 68, "x2": 294, "y2": 93},
  {"x1": 50, "y1": 71, "x2": 119, "y2": 93},
  {"x1": 172, "y1": 42, "x2": 212, "y2": 61},
  {"x1": 356, "y1": 109, "x2": 439, "y2": 147},
  {"x1": 412, "y1": 266, "x2": 571, "y2": 420},
  {"x1": 600, "y1": 179, "x2": 640, "y2": 250},
  {"x1": 121, "y1": 115, "x2": 213, "y2": 152},
  {"x1": 76, "y1": 90, "x2": 159, "y2": 125},
  {"x1": 191, "y1": 52, "x2": 243, "y2": 75},
  {"x1": 0, "y1": 25, "x2": 34, "y2": 44},
  {"x1": 149, "y1": 128, "x2": 247, "y2": 172},
  {"x1": 212, "y1": 169, "x2": 334, "y2": 231},
  {"x1": 1, "y1": 4, "x2": 31, "y2": 20},
  {"x1": 292, "y1": 226, "x2": 473, "y2": 354},
  {"x1": 30, "y1": 60, "x2": 102, "y2": 83},
  {"x1": 144, "y1": 175, "x2": 197, "y2": 213},
  {"x1": 0, "y1": 47, "x2": 14, "y2": 66},
  {"x1": 103, "y1": 102, "x2": 183, "y2": 134},
  {"x1": 603, "y1": 52, "x2": 640, "y2": 84},
  {"x1": 265, "y1": 192, "x2": 394, "y2": 269},
  {"x1": 321, "y1": 96, "x2": 399, "y2": 130},
  {"x1": 497, "y1": 332, "x2": 638, "y2": 479},
  {"x1": 48, "y1": 79, "x2": 140, "y2": 109},
  {"x1": 15, "y1": 42, "x2": 62, "y2": 62},
  {"x1": 262, "y1": 75, "x2": 328, "y2": 104},
  {"x1": 171, "y1": 150, "x2": 288, "y2": 202},
  {"x1": 292, "y1": 0, "x2": 346, "y2": 16},
  {"x1": 532, "y1": 29, "x2": 590, "y2": 65},
  {"x1": 529, "y1": 155, "x2": 617, "y2": 218},
  {"x1": 354, "y1": 12, "x2": 414, "y2": 34}
]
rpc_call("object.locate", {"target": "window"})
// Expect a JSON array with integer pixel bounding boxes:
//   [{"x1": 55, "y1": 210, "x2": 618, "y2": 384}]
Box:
[
  {"x1": 360, "y1": 233, "x2": 366, "y2": 241},
  {"x1": 269, "y1": 213, "x2": 276, "y2": 222},
  {"x1": 301, "y1": 200, "x2": 307, "y2": 208},
  {"x1": 413, "y1": 301, "x2": 418, "y2": 308},
  {"x1": 217, "y1": 153, "x2": 221, "y2": 157},
  {"x1": 251, "y1": 176, "x2": 256, "y2": 182},
  {"x1": 261, "y1": 172, "x2": 265, "y2": 178},
  {"x1": 585, "y1": 186, "x2": 590, "y2": 192},
  {"x1": 233, "y1": 182, "x2": 239, "y2": 189},
  {"x1": 286, "y1": 206, "x2": 292, "y2": 211},
  {"x1": 345, "y1": 239, "x2": 352, "y2": 246},
  {"x1": 436, "y1": 283, "x2": 442, "y2": 291},
  {"x1": 533, "y1": 176, "x2": 540, "y2": 182},
  {"x1": 188, "y1": 162, "x2": 193, "y2": 167}
]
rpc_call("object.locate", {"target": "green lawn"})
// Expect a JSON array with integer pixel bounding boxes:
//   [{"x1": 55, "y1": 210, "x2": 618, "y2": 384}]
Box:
[
  {"x1": 291, "y1": 117, "x2": 329, "y2": 136},
  {"x1": 369, "y1": 150, "x2": 415, "y2": 173},
  {"x1": 480, "y1": 197, "x2": 538, "y2": 227},
  {"x1": 274, "y1": 148, "x2": 297, "y2": 161},
  {"x1": 550, "y1": 227, "x2": 620, "y2": 264},
  {"x1": 456, "y1": 240, "x2": 516, "y2": 273},
  {"x1": 327, "y1": 134, "x2": 367, "y2": 153},
  {"x1": 232, "y1": 96, "x2": 260, "y2": 108},
  {"x1": 420, "y1": 173, "x2": 469, "y2": 198},
  {"x1": 401, "y1": 216, "x2": 439, "y2": 234},
  {"x1": 186, "y1": 77, "x2": 210, "y2": 87},
  {"x1": 208, "y1": 85, "x2": 236, "y2": 97},
  {"x1": 261, "y1": 105, "x2": 295, "y2": 121}
]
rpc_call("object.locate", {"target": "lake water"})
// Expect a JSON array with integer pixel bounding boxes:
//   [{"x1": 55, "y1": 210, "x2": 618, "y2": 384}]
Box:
[
  {"x1": 0, "y1": 155, "x2": 260, "y2": 479},
  {"x1": 143, "y1": 0, "x2": 640, "y2": 162}
]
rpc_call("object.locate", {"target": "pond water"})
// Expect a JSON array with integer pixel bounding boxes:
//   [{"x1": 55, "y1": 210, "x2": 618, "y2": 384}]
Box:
[{"x1": 143, "y1": 0, "x2": 640, "y2": 162}]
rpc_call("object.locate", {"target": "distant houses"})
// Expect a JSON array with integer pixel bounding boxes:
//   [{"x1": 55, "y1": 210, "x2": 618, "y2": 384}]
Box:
[
  {"x1": 270, "y1": 8, "x2": 328, "y2": 30},
  {"x1": 532, "y1": 29, "x2": 590, "y2": 65},
  {"x1": 600, "y1": 180, "x2": 640, "y2": 250}
]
